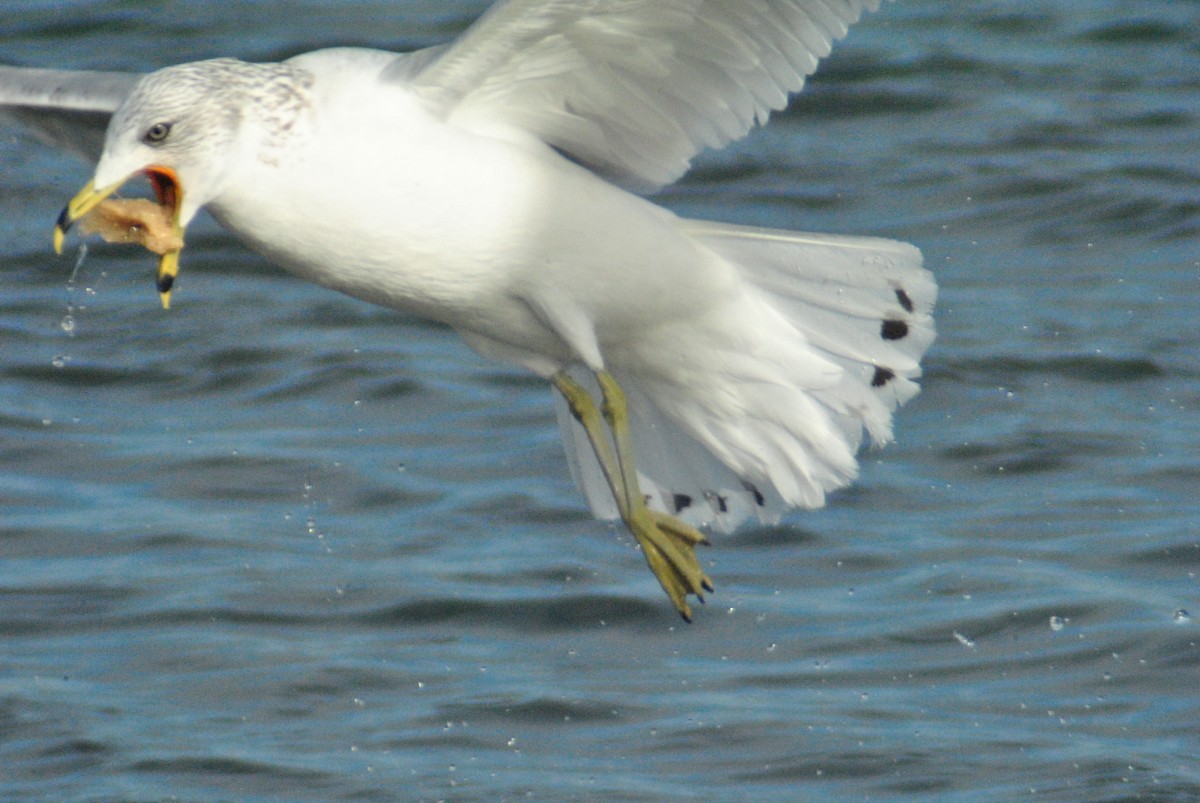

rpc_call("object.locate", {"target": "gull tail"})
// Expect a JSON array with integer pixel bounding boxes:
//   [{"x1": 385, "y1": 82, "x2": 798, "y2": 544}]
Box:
[{"x1": 554, "y1": 220, "x2": 936, "y2": 533}]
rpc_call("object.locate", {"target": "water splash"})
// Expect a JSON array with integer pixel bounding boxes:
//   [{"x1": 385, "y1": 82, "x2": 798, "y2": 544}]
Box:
[
  {"x1": 65, "y1": 242, "x2": 88, "y2": 313},
  {"x1": 51, "y1": 244, "x2": 91, "y2": 369},
  {"x1": 54, "y1": 244, "x2": 90, "y2": 368}
]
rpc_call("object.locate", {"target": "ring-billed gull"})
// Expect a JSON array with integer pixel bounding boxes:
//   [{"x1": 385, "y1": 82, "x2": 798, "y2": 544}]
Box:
[{"x1": 1, "y1": 1, "x2": 935, "y2": 620}]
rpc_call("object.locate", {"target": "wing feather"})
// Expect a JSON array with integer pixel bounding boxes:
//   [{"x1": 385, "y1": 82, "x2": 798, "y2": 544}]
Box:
[
  {"x1": 397, "y1": 0, "x2": 886, "y2": 191},
  {"x1": 0, "y1": 65, "x2": 140, "y2": 160}
]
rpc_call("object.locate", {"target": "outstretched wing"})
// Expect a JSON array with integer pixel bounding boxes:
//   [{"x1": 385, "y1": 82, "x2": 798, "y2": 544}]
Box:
[
  {"x1": 400, "y1": 0, "x2": 886, "y2": 191},
  {"x1": 0, "y1": 65, "x2": 140, "y2": 161}
]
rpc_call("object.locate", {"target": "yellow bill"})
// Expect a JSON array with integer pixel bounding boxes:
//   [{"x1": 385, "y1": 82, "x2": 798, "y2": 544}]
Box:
[{"x1": 54, "y1": 167, "x2": 185, "y2": 309}]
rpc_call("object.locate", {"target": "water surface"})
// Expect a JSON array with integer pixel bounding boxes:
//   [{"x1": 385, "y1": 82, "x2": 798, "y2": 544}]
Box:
[{"x1": 2, "y1": 2, "x2": 1198, "y2": 800}]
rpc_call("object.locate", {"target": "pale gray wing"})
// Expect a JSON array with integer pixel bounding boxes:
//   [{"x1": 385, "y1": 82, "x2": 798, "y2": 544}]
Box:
[
  {"x1": 0, "y1": 65, "x2": 141, "y2": 161},
  {"x1": 396, "y1": 0, "x2": 886, "y2": 192}
]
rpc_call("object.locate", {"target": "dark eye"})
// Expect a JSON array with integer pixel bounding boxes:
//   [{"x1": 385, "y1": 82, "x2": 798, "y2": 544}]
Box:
[{"x1": 143, "y1": 122, "x2": 173, "y2": 144}]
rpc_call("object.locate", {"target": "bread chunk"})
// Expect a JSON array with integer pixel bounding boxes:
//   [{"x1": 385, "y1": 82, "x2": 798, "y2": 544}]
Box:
[{"x1": 77, "y1": 198, "x2": 182, "y2": 254}]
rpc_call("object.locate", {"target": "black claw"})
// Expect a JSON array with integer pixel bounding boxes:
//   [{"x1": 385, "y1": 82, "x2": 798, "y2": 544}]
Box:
[
  {"x1": 679, "y1": 609, "x2": 693, "y2": 624},
  {"x1": 702, "y1": 579, "x2": 715, "y2": 593}
]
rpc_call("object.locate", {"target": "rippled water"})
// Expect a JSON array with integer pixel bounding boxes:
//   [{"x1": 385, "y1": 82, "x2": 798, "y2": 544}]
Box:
[{"x1": 2, "y1": 2, "x2": 1198, "y2": 800}]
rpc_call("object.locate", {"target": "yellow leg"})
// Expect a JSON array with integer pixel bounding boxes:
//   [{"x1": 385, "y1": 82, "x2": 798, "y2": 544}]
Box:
[
  {"x1": 553, "y1": 373, "x2": 627, "y2": 515},
  {"x1": 554, "y1": 370, "x2": 713, "y2": 621}
]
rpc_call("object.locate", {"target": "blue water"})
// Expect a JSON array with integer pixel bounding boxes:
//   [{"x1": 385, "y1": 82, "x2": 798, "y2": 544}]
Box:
[{"x1": 2, "y1": 2, "x2": 1198, "y2": 800}]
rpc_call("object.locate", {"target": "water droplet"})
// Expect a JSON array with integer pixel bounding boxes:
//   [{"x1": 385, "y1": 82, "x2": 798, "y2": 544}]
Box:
[
  {"x1": 953, "y1": 631, "x2": 976, "y2": 648},
  {"x1": 1049, "y1": 615, "x2": 1066, "y2": 631},
  {"x1": 51, "y1": 356, "x2": 67, "y2": 369},
  {"x1": 1173, "y1": 609, "x2": 1191, "y2": 624},
  {"x1": 60, "y1": 314, "x2": 75, "y2": 334}
]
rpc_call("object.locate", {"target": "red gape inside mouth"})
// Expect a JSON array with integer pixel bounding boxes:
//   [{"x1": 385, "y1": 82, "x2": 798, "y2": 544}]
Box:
[{"x1": 146, "y1": 166, "x2": 180, "y2": 214}]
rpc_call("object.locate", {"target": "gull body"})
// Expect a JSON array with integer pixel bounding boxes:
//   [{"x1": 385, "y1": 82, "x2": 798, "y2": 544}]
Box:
[
  {"x1": 2, "y1": 1, "x2": 935, "y2": 618},
  {"x1": 207, "y1": 52, "x2": 739, "y2": 375}
]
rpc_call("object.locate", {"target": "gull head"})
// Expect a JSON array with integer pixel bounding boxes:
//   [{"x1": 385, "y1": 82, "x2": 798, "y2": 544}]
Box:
[{"x1": 55, "y1": 58, "x2": 310, "y2": 307}]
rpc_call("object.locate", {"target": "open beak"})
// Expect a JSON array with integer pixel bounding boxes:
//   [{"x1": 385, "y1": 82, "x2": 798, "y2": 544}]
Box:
[{"x1": 54, "y1": 166, "x2": 185, "y2": 309}]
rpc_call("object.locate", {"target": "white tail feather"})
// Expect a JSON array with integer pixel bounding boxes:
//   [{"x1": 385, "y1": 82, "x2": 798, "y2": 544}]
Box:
[{"x1": 555, "y1": 220, "x2": 936, "y2": 533}]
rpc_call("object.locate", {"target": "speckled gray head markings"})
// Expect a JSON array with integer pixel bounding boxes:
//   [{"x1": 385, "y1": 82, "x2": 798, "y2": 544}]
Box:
[{"x1": 109, "y1": 58, "x2": 313, "y2": 160}]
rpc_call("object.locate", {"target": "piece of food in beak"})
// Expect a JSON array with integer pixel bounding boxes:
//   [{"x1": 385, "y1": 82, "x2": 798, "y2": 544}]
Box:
[
  {"x1": 75, "y1": 198, "x2": 184, "y2": 254},
  {"x1": 55, "y1": 167, "x2": 185, "y2": 308}
]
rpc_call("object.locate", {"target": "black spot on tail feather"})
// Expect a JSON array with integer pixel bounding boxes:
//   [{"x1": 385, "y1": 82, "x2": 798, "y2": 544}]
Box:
[
  {"x1": 672, "y1": 493, "x2": 692, "y2": 513},
  {"x1": 895, "y1": 288, "x2": 915, "y2": 312},
  {"x1": 881, "y1": 320, "x2": 909, "y2": 340},
  {"x1": 705, "y1": 492, "x2": 729, "y2": 513},
  {"x1": 872, "y1": 367, "x2": 896, "y2": 387}
]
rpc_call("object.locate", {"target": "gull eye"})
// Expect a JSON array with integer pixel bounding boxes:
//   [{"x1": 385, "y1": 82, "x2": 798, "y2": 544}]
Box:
[{"x1": 143, "y1": 122, "x2": 173, "y2": 145}]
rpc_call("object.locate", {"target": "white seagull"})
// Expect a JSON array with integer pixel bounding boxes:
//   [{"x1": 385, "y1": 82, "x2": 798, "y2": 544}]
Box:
[{"x1": 0, "y1": 0, "x2": 935, "y2": 620}]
